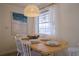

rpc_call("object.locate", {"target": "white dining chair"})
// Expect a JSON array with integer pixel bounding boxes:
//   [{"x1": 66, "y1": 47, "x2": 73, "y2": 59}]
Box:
[
  {"x1": 15, "y1": 35, "x2": 31, "y2": 56},
  {"x1": 22, "y1": 41, "x2": 31, "y2": 56},
  {"x1": 67, "y1": 43, "x2": 79, "y2": 56},
  {"x1": 15, "y1": 37, "x2": 23, "y2": 56},
  {"x1": 68, "y1": 47, "x2": 79, "y2": 56}
]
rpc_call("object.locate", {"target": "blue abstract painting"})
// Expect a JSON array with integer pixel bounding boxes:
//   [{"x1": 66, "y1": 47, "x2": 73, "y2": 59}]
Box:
[{"x1": 12, "y1": 12, "x2": 27, "y2": 23}]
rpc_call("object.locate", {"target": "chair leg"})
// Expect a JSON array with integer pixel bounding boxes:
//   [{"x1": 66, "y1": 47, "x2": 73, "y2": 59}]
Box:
[
  {"x1": 17, "y1": 52, "x2": 21, "y2": 56},
  {"x1": 28, "y1": 45, "x2": 31, "y2": 56}
]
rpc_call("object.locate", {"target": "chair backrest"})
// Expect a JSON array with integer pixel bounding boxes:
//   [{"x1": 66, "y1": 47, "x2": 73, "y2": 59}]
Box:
[
  {"x1": 15, "y1": 36, "x2": 24, "y2": 55},
  {"x1": 15, "y1": 35, "x2": 31, "y2": 56}
]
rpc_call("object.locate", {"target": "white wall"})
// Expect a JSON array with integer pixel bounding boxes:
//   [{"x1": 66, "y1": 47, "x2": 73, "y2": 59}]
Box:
[
  {"x1": 0, "y1": 4, "x2": 27, "y2": 55},
  {"x1": 27, "y1": 17, "x2": 36, "y2": 35},
  {"x1": 56, "y1": 3, "x2": 79, "y2": 47}
]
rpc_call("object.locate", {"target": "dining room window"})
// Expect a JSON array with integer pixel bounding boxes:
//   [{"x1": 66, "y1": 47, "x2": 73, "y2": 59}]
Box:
[
  {"x1": 35, "y1": 6, "x2": 56, "y2": 35},
  {"x1": 38, "y1": 11, "x2": 51, "y2": 34}
]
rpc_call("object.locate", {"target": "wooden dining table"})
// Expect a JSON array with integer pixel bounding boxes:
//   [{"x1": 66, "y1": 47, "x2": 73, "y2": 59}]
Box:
[{"x1": 22, "y1": 38, "x2": 68, "y2": 56}]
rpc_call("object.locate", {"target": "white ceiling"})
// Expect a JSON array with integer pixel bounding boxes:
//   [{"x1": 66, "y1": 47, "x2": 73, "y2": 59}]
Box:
[
  {"x1": 15, "y1": 3, "x2": 52, "y2": 9},
  {"x1": 5, "y1": 3, "x2": 53, "y2": 9}
]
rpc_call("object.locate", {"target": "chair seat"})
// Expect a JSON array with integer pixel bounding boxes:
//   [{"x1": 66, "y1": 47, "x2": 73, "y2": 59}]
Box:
[{"x1": 68, "y1": 47, "x2": 79, "y2": 56}]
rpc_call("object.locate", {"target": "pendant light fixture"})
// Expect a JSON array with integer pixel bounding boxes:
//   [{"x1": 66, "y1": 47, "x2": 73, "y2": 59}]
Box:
[{"x1": 24, "y1": 5, "x2": 40, "y2": 17}]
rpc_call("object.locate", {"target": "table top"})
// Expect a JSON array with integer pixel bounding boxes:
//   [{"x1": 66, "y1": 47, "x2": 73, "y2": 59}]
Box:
[
  {"x1": 30, "y1": 39, "x2": 68, "y2": 55},
  {"x1": 22, "y1": 38, "x2": 68, "y2": 55}
]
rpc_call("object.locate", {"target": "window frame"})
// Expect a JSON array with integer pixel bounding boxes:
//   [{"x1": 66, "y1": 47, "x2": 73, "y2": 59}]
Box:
[
  {"x1": 38, "y1": 10, "x2": 51, "y2": 35},
  {"x1": 35, "y1": 5, "x2": 56, "y2": 35}
]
